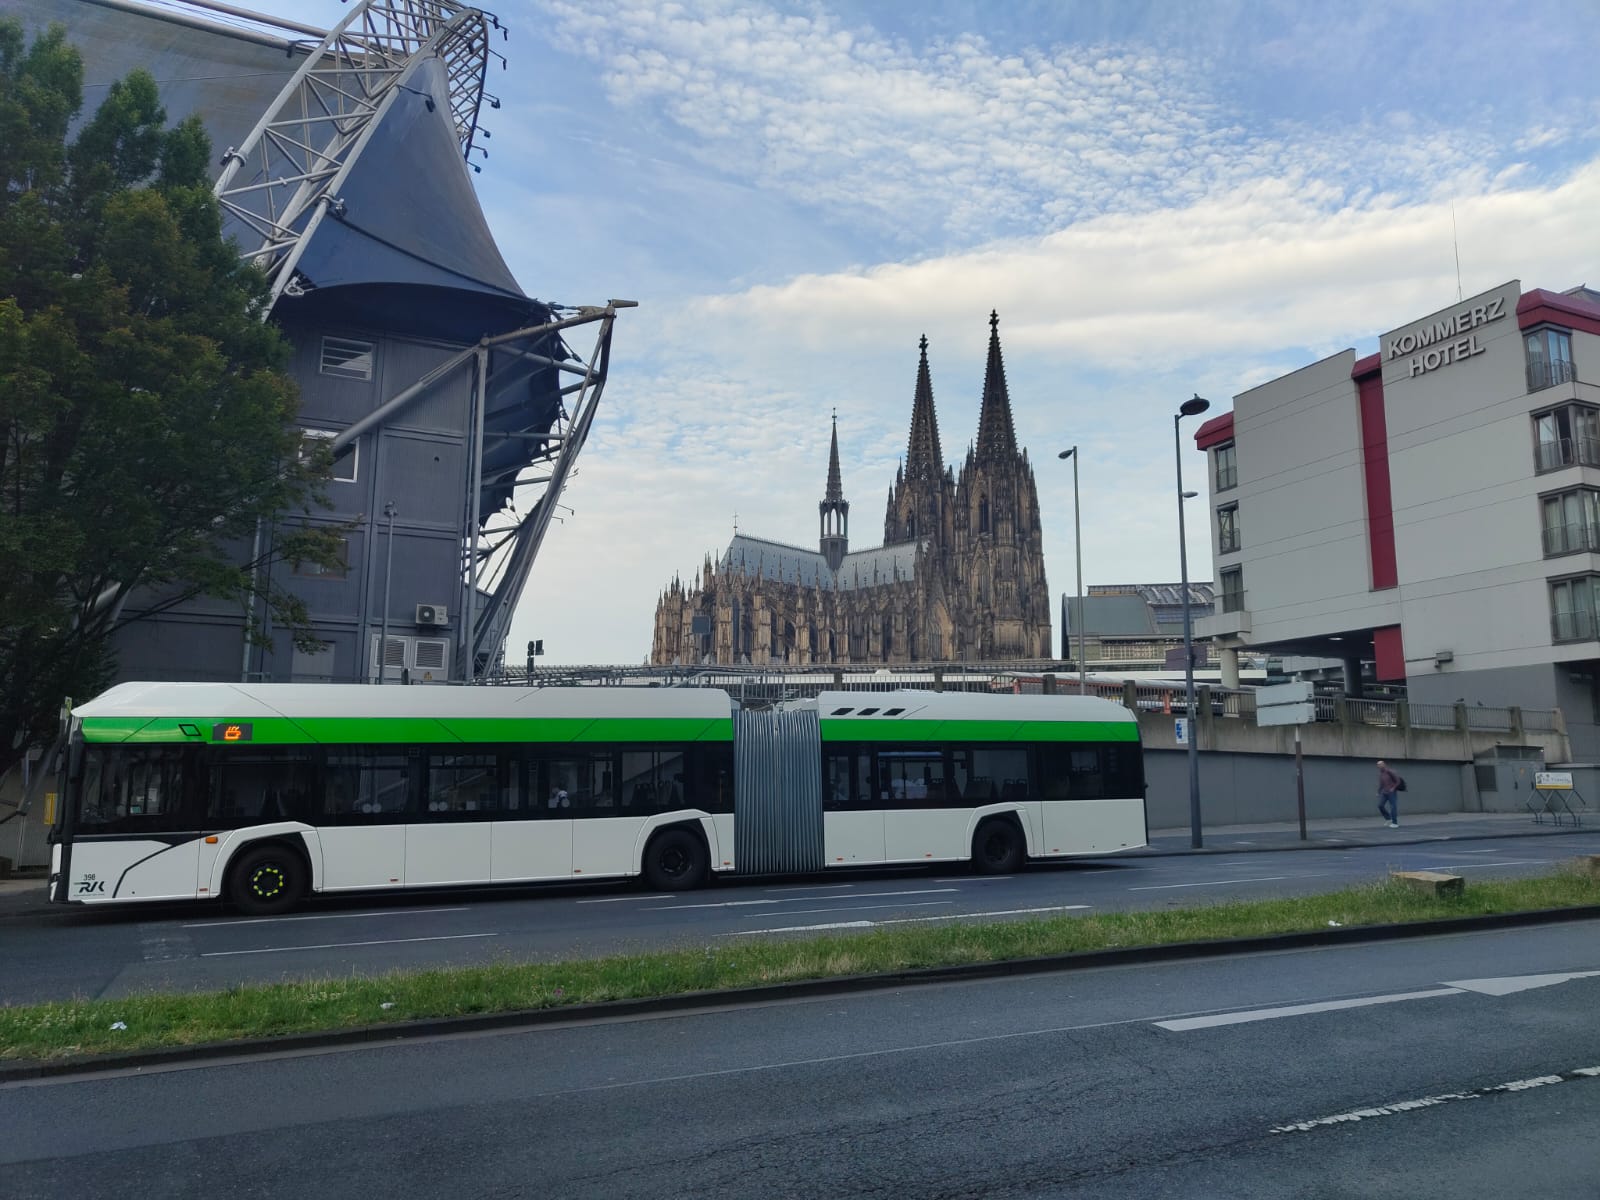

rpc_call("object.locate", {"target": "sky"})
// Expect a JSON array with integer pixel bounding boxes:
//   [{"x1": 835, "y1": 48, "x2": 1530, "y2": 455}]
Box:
[{"x1": 191, "y1": 1, "x2": 1600, "y2": 663}]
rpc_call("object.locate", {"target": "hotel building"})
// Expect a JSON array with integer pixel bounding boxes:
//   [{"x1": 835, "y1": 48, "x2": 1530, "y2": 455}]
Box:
[{"x1": 1194, "y1": 280, "x2": 1600, "y2": 758}]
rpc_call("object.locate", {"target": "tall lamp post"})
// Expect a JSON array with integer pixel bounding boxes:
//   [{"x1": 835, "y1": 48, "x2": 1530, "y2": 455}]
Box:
[
  {"x1": 1175, "y1": 394, "x2": 1210, "y2": 848},
  {"x1": 1057, "y1": 447, "x2": 1086, "y2": 694},
  {"x1": 378, "y1": 500, "x2": 397, "y2": 684}
]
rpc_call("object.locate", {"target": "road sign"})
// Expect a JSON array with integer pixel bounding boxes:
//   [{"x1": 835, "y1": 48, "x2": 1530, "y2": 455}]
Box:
[
  {"x1": 1174, "y1": 718, "x2": 1189, "y2": 745},
  {"x1": 1257, "y1": 701, "x2": 1315, "y2": 727},
  {"x1": 1258, "y1": 681, "x2": 1313, "y2": 707}
]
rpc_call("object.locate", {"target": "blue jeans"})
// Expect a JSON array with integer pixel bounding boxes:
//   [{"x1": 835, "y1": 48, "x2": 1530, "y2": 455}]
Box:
[{"x1": 1378, "y1": 789, "x2": 1398, "y2": 823}]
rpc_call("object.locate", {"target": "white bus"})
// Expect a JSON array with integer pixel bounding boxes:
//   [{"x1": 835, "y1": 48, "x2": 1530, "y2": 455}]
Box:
[{"x1": 49, "y1": 682, "x2": 1146, "y2": 913}]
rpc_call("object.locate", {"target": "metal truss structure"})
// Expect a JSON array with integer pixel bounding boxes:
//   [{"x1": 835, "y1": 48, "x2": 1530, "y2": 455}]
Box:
[
  {"x1": 328, "y1": 301, "x2": 635, "y2": 683},
  {"x1": 212, "y1": 0, "x2": 500, "y2": 308}
]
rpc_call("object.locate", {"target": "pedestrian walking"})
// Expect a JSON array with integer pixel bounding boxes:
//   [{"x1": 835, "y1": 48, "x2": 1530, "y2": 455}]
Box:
[{"x1": 1377, "y1": 759, "x2": 1402, "y2": 827}]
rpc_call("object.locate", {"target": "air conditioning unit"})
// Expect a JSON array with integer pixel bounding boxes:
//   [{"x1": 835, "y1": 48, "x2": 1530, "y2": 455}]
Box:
[{"x1": 415, "y1": 603, "x2": 446, "y2": 626}]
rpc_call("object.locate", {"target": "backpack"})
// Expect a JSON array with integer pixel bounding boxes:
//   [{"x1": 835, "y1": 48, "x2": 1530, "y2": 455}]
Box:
[{"x1": 1396, "y1": 776, "x2": 1407, "y2": 792}]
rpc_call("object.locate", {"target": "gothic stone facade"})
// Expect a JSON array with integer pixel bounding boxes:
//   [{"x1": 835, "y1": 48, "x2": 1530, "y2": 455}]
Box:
[{"x1": 651, "y1": 313, "x2": 1052, "y2": 665}]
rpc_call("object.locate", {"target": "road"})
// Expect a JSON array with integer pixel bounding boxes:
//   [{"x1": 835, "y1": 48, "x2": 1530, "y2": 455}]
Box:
[
  {"x1": 4, "y1": 922, "x2": 1598, "y2": 1197},
  {"x1": 2, "y1": 828, "x2": 1598, "y2": 1004}
]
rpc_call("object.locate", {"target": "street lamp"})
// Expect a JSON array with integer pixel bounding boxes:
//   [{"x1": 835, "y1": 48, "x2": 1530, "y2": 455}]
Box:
[
  {"x1": 1057, "y1": 447, "x2": 1086, "y2": 695},
  {"x1": 1175, "y1": 394, "x2": 1210, "y2": 848}
]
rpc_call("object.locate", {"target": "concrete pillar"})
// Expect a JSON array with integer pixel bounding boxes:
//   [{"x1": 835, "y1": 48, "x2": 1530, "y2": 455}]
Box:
[
  {"x1": 1342, "y1": 656, "x2": 1363, "y2": 698},
  {"x1": 1122, "y1": 680, "x2": 1137, "y2": 712},
  {"x1": 933, "y1": 666, "x2": 944, "y2": 693},
  {"x1": 1220, "y1": 647, "x2": 1240, "y2": 690},
  {"x1": 1042, "y1": 673, "x2": 1056, "y2": 695}
]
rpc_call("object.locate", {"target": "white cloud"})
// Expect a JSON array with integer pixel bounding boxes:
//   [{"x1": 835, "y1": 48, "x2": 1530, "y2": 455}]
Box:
[{"x1": 511, "y1": 157, "x2": 1600, "y2": 662}]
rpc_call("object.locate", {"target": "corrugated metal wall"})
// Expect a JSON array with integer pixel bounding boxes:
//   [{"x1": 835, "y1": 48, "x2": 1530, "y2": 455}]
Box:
[{"x1": 734, "y1": 710, "x2": 824, "y2": 874}]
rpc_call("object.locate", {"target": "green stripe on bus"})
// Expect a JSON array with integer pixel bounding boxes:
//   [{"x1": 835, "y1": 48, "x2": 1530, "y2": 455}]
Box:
[
  {"x1": 820, "y1": 718, "x2": 1139, "y2": 743},
  {"x1": 82, "y1": 715, "x2": 737, "y2": 746}
]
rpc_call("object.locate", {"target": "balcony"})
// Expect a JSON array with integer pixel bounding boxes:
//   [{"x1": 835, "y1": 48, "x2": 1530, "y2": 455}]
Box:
[
  {"x1": 1535, "y1": 436, "x2": 1600, "y2": 473},
  {"x1": 1551, "y1": 609, "x2": 1598, "y2": 643},
  {"x1": 1543, "y1": 522, "x2": 1600, "y2": 556},
  {"x1": 1528, "y1": 358, "x2": 1577, "y2": 392}
]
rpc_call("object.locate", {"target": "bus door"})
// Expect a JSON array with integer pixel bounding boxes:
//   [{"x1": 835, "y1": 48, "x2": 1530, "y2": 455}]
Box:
[
  {"x1": 822, "y1": 748, "x2": 882, "y2": 865},
  {"x1": 491, "y1": 753, "x2": 583, "y2": 882},
  {"x1": 201, "y1": 751, "x2": 318, "y2": 898},
  {"x1": 408, "y1": 749, "x2": 504, "y2": 887},
  {"x1": 319, "y1": 749, "x2": 411, "y2": 890},
  {"x1": 880, "y1": 748, "x2": 961, "y2": 862}
]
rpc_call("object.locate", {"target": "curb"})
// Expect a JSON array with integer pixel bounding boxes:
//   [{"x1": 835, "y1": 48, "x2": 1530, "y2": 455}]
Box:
[
  {"x1": 1135, "y1": 824, "x2": 1591, "y2": 857},
  {"x1": 5, "y1": 902, "x2": 1599, "y2": 1084}
]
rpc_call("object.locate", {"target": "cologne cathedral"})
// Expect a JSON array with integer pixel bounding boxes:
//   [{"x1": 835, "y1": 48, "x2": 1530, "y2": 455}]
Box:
[{"x1": 650, "y1": 312, "x2": 1052, "y2": 665}]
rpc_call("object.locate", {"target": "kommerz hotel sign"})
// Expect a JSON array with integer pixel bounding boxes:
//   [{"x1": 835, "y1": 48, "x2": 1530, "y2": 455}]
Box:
[{"x1": 1384, "y1": 295, "x2": 1508, "y2": 378}]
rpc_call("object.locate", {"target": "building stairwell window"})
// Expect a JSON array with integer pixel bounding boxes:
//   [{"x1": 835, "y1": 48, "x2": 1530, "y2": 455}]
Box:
[{"x1": 1217, "y1": 503, "x2": 1240, "y2": 554}]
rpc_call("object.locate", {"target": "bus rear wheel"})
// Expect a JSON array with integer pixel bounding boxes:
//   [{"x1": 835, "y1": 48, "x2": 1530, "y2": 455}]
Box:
[
  {"x1": 972, "y1": 819, "x2": 1025, "y2": 875},
  {"x1": 229, "y1": 844, "x2": 307, "y2": 915},
  {"x1": 642, "y1": 828, "x2": 708, "y2": 891}
]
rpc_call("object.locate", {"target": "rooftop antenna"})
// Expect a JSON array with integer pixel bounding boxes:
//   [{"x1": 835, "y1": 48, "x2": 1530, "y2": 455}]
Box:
[{"x1": 1452, "y1": 204, "x2": 1464, "y2": 302}]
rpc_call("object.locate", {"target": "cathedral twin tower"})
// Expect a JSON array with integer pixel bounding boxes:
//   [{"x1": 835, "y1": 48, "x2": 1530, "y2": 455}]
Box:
[{"x1": 651, "y1": 312, "x2": 1053, "y2": 665}]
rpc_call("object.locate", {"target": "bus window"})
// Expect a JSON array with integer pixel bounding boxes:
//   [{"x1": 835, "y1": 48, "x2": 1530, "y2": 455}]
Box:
[
  {"x1": 620, "y1": 750, "x2": 689, "y2": 813},
  {"x1": 876, "y1": 749, "x2": 948, "y2": 805},
  {"x1": 544, "y1": 753, "x2": 614, "y2": 812},
  {"x1": 207, "y1": 752, "x2": 313, "y2": 827},
  {"x1": 424, "y1": 751, "x2": 513, "y2": 817},
  {"x1": 76, "y1": 746, "x2": 197, "y2": 833},
  {"x1": 1038, "y1": 745, "x2": 1106, "y2": 799},
  {"x1": 325, "y1": 750, "x2": 412, "y2": 819}
]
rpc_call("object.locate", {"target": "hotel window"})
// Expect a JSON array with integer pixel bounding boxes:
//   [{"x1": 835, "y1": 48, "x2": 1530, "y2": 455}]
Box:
[
  {"x1": 1220, "y1": 566, "x2": 1245, "y2": 614},
  {"x1": 1214, "y1": 442, "x2": 1237, "y2": 492},
  {"x1": 1532, "y1": 403, "x2": 1600, "y2": 472},
  {"x1": 1217, "y1": 503, "x2": 1240, "y2": 554},
  {"x1": 1526, "y1": 327, "x2": 1575, "y2": 392},
  {"x1": 1549, "y1": 575, "x2": 1600, "y2": 643},
  {"x1": 1540, "y1": 488, "x2": 1600, "y2": 556}
]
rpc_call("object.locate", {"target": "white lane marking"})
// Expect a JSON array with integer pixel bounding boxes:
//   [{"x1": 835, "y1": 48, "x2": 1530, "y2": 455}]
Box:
[
  {"x1": 761, "y1": 884, "x2": 855, "y2": 893},
  {"x1": 189, "y1": 907, "x2": 471, "y2": 928},
  {"x1": 727, "y1": 904, "x2": 1091, "y2": 936},
  {"x1": 1443, "y1": 970, "x2": 1600, "y2": 996},
  {"x1": 575, "y1": 895, "x2": 675, "y2": 904},
  {"x1": 1422, "y1": 860, "x2": 1543, "y2": 870},
  {"x1": 642, "y1": 888, "x2": 958, "y2": 911},
  {"x1": 933, "y1": 876, "x2": 1012, "y2": 882},
  {"x1": 1129, "y1": 875, "x2": 1293, "y2": 891},
  {"x1": 1271, "y1": 1066, "x2": 1600, "y2": 1134},
  {"x1": 742, "y1": 901, "x2": 954, "y2": 920},
  {"x1": 201, "y1": 933, "x2": 497, "y2": 957},
  {"x1": 1155, "y1": 988, "x2": 1462, "y2": 1031}
]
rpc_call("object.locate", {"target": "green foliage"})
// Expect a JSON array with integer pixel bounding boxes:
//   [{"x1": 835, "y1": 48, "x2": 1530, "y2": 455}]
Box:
[{"x1": 0, "y1": 20, "x2": 340, "y2": 774}]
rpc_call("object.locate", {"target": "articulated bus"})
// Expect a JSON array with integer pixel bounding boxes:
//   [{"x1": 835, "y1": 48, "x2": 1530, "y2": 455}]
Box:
[{"x1": 49, "y1": 682, "x2": 1146, "y2": 914}]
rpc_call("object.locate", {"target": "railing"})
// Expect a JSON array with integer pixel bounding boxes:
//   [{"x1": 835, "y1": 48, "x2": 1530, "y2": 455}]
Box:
[
  {"x1": 1528, "y1": 359, "x2": 1577, "y2": 392},
  {"x1": 1344, "y1": 698, "x2": 1400, "y2": 727},
  {"x1": 1542, "y1": 521, "x2": 1600, "y2": 556},
  {"x1": 1466, "y1": 705, "x2": 1514, "y2": 730},
  {"x1": 1535, "y1": 435, "x2": 1600, "y2": 472},
  {"x1": 1552, "y1": 609, "x2": 1598, "y2": 642},
  {"x1": 1407, "y1": 703, "x2": 1459, "y2": 729}
]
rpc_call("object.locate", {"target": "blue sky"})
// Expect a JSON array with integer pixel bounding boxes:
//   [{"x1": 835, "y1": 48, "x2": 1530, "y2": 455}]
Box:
[{"x1": 239, "y1": 1, "x2": 1600, "y2": 662}]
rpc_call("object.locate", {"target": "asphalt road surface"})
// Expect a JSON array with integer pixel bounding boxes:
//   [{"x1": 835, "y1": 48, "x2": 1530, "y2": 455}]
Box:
[
  {"x1": 2, "y1": 828, "x2": 1598, "y2": 1004},
  {"x1": 4, "y1": 922, "x2": 1598, "y2": 1198}
]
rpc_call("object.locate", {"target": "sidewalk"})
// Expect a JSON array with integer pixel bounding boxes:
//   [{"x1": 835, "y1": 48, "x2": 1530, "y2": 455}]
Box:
[{"x1": 1142, "y1": 810, "x2": 1593, "y2": 856}]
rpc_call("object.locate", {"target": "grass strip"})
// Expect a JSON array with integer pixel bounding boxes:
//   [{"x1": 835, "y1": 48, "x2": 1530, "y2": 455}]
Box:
[{"x1": 4, "y1": 867, "x2": 1598, "y2": 1063}]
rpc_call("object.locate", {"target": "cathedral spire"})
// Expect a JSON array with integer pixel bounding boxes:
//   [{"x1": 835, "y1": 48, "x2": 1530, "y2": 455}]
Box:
[
  {"x1": 819, "y1": 409, "x2": 850, "y2": 572},
  {"x1": 975, "y1": 310, "x2": 1018, "y2": 460},
  {"x1": 824, "y1": 409, "x2": 844, "y2": 503},
  {"x1": 905, "y1": 334, "x2": 944, "y2": 481}
]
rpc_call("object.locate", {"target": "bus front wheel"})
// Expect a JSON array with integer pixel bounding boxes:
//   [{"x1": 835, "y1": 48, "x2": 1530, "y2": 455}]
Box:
[
  {"x1": 642, "y1": 828, "x2": 708, "y2": 891},
  {"x1": 229, "y1": 843, "x2": 307, "y2": 915},
  {"x1": 972, "y1": 819, "x2": 1025, "y2": 875}
]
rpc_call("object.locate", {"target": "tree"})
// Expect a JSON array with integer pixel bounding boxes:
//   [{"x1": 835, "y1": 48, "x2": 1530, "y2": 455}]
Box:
[{"x1": 0, "y1": 20, "x2": 339, "y2": 780}]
